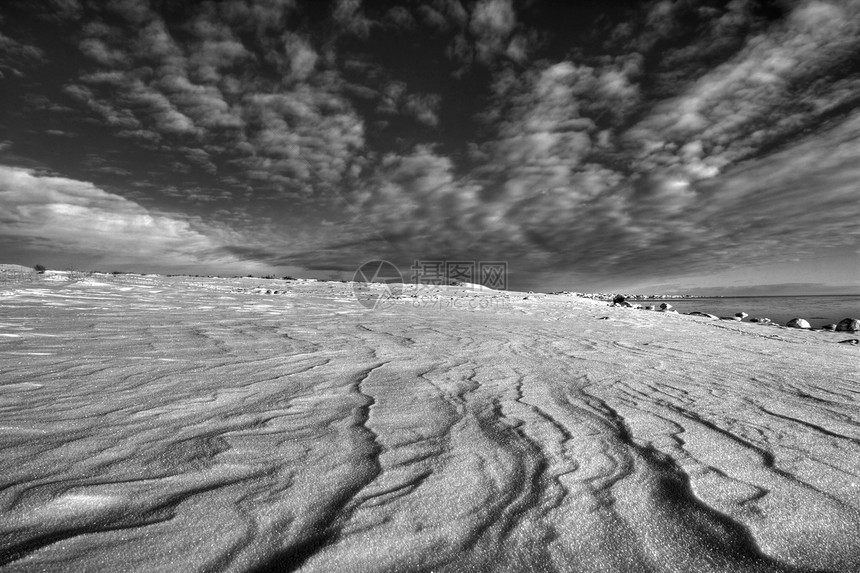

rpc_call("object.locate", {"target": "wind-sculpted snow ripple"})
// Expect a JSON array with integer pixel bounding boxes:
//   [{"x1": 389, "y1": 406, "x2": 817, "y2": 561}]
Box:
[{"x1": 0, "y1": 277, "x2": 857, "y2": 572}]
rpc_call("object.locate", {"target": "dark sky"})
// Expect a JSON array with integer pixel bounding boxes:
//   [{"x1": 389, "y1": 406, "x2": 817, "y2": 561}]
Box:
[{"x1": 1, "y1": 0, "x2": 859, "y2": 293}]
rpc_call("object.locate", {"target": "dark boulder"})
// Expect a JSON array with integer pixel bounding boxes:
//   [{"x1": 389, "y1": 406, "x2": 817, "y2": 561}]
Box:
[
  {"x1": 689, "y1": 311, "x2": 719, "y2": 319},
  {"x1": 836, "y1": 318, "x2": 860, "y2": 332}
]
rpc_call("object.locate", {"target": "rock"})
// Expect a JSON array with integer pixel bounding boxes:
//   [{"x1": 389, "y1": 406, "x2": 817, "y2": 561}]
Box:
[
  {"x1": 644, "y1": 305, "x2": 655, "y2": 310},
  {"x1": 689, "y1": 311, "x2": 719, "y2": 319},
  {"x1": 749, "y1": 317, "x2": 771, "y2": 324},
  {"x1": 659, "y1": 303, "x2": 672, "y2": 310},
  {"x1": 820, "y1": 323, "x2": 837, "y2": 331},
  {"x1": 786, "y1": 318, "x2": 811, "y2": 329},
  {"x1": 612, "y1": 294, "x2": 626, "y2": 306},
  {"x1": 837, "y1": 339, "x2": 859, "y2": 345},
  {"x1": 836, "y1": 318, "x2": 860, "y2": 332},
  {"x1": 734, "y1": 312, "x2": 748, "y2": 319}
]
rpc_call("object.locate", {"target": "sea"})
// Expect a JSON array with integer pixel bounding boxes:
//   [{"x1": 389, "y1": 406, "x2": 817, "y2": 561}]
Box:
[{"x1": 637, "y1": 295, "x2": 860, "y2": 329}]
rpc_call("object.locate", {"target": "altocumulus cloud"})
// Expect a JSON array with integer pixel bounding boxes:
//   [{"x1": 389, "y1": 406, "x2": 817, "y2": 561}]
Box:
[
  {"x1": 57, "y1": 0, "x2": 366, "y2": 198},
  {"x1": 2, "y1": 0, "x2": 860, "y2": 288},
  {"x1": 342, "y1": 0, "x2": 860, "y2": 287}
]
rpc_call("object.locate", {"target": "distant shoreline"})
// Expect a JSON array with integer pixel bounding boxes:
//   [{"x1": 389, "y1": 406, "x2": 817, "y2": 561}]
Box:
[{"x1": 2, "y1": 265, "x2": 858, "y2": 300}]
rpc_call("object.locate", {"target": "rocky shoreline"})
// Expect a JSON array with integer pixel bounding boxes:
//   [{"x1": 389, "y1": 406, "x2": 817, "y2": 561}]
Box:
[
  {"x1": 606, "y1": 296, "x2": 859, "y2": 339},
  {"x1": 4, "y1": 267, "x2": 857, "y2": 339}
]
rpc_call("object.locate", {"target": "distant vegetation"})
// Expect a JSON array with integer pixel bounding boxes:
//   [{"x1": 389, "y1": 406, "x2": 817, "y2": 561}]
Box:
[{"x1": 34, "y1": 264, "x2": 46, "y2": 274}]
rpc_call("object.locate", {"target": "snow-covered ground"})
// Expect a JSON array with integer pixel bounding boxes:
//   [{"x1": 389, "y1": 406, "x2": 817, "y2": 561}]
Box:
[{"x1": 0, "y1": 274, "x2": 858, "y2": 572}]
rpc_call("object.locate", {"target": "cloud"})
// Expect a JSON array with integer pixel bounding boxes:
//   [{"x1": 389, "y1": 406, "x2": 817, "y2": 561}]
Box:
[
  {"x1": 78, "y1": 37, "x2": 130, "y2": 67},
  {"x1": 185, "y1": 6, "x2": 253, "y2": 83},
  {"x1": 339, "y1": 2, "x2": 860, "y2": 287},
  {"x1": 403, "y1": 93, "x2": 442, "y2": 127},
  {"x1": 417, "y1": 0, "x2": 468, "y2": 32},
  {"x1": 49, "y1": 1, "x2": 368, "y2": 200},
  {"x1": 693, "y1": 109, "x2": 860, "y2": 249},
  {"x1": 517, "y1": 106, "x2": 860, "y2": 281},
  {"x1": 0, "y1": 32, "x2": 47, "y2": 77},
  {"x1": 438, "y1": 0, "x2": 528, "y2": 68},
  {"x1": 0, "y1": 165, "x2": 260, "y2": 270},
  {"x1": 350, "y1": 146, "x2": 484, "y2": 253},
  {"x1": 343, "y1": 56, "x2": 648, "y2": 271},
  {"x1": 332, "y1": 0, "x2": 372, "y2": 39},
  {"x1": 626, "y1": 0, "x2": 860, "y2": 178},
  {"x1": 475, "y1": 58, "x2": 639, "y2": 203},
  {"x1": 469, "y1": 0, "x2": 516, "y2": 64},
  {"x1": 156, "y1": 75, "x2": 243, "y2": 130},
  {"x1": 239, "y1": 89, "x2": 365, "y2": 193},
  {"x1": 282, "y1": 33, "x2": 318, "y2": 81},
  {"x1": 375, "y1": 81, "x2": 442, "y2": 127},
  {"x1": 6, "y1": 0, "x2": 860, "y2": 288},
  {"x1": 384, "y1": 6, "x2": 417, "y2": 30},
  {"x1": 63, "y1": 84, "x2": 141, "y2": 129},
  {"x1": 11, "y1": 0, "x2": 83, "y2": 23}
]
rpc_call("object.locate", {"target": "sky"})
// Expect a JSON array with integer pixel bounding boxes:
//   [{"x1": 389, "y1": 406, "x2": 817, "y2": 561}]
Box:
[{"x1": 1, "y1": 0, "x2": 859, "y2": 294}]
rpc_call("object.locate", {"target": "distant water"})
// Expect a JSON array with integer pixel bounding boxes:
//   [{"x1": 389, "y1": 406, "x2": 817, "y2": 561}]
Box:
[{"x1": 638, "y1": 295, "x2": 860, "y2": 328}]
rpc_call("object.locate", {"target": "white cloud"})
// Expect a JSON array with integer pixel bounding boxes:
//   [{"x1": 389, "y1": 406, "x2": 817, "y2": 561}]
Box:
[
  {"x1": 53, "y1": 2, "x2": 367, "y2": 198},
  {"x1": 384, "y1": 6, "x2": 416, "y2": 30},
  {"x1": 403, "y1": 94, "x2": 442, "y2": 127},
  {"x1": 123, "y1": 80, "x2": 200, "y2": 135},
  {"x1": 418, "y1": 0, "x2": 468, "y2": 32},
  {"x1": 375, "y1": 81, "x2": 442, "y2": 127},
  {"x1": 9, "y1": 0, "x2": 860, "y2": 287},
  {"x1": 333, "y1": 0, "x2": 372, "y2": 39},
  {"x1": 157, "y1": 75, "x2": 243, "y2": 130},
  {"x1": 185, "y1": 9, "x2": 252, "y2": 83},
  {"x1": 0, "y1": 32, "x2": 47, "y2": 78},
  {"x1": 469, "y1": 0, "x2": 517, "y2": 64},
  {"x1": 78, "y1": 37, "x2": 129, "y2": 66},
  {"x1": 283, "y1": 33, "x2": 318, "y2": 81},
  {"x1": 352, "y1": 146, "x2": 483, "y2": 247},
  {"x1": 626, "y1": 0, "x2": 860, "y2": 179},
  {"x1": 63, "y1": 84, "x2": 141, "y2": 129},
  {"x1": 478, "y1": 61, "x2": 607, "y2": 201},
  {"x1": 0, "y1": 166, "x2": 257, "y2": 269}
]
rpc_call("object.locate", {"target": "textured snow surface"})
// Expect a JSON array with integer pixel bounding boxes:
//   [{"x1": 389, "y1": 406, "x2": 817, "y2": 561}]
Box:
[{"x1": 0, "y1": 275, "x2": 858, "y2": 572}]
